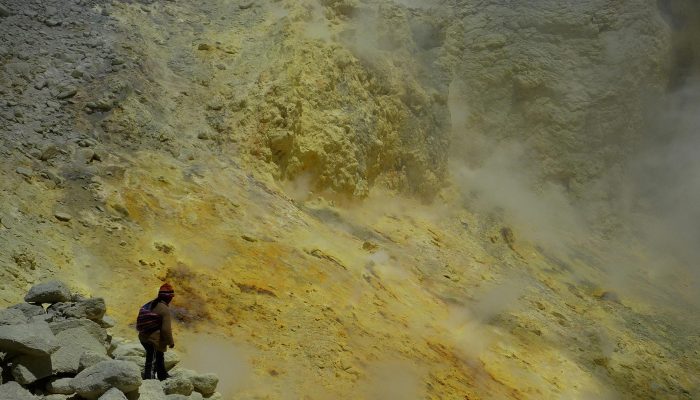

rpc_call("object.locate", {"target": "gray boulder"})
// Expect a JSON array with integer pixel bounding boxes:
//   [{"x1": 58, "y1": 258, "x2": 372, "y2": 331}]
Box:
[
  {"x1": 43, "y1": 395, "x2": 70, "y2": 400},
  {"x1": 52, "y1": 326, "x2": 107, "y2": 374},
  {"x1": 0, "y1": 381, "x2": 37, "y2": 400},
  {"x1": 163, "y1": 375, "x2": 193, "y2": 396},
  {"x1": 9, "y1": 303, "x2": 46, "y2": 319},
  {"x1": 80, "y1": 351, "x2": 112, "y2": 371},
  {"x1": 49, "y1": 318, "x2": 109, "y2": 345},
  {"x1": 136, "y1": 380, "x2": 166, "y2": 400},
  {"x1": 0, "y1": 308, "x2": 28, "y2": 326},
  {"x1": 164, "y1": 350, "x2": 180, "y2": 371},
  {"x1": 25, "y1": 281, "x2": 71, "y2": 304},
  {"x1": 111, "y1": 343, "x2": 145, "y2": 359},
  {"x1": 0, "y1": 321, "x2": 58, "y2": 356},
  {"x1": 191, "y1": 373, "x2": 218, "y2": 396},
  {"x1": 98, "y1": 387, "x2": 127, "y2": 400},
  {"x1": 46, "y1": 377, "x2": 75, "y2": 395},
  {"x1": 164, "y1": 395, "x2": 188, "y2": 400},
  {"x1": 71, "y1": 360, "x2": 142, "y2": 400},
  {"x1": 49, "y1": 298, "x2": 106, "y2": 322},
  {"x1": 11, "y1": 354, "x2": 53, "y2": 384}
]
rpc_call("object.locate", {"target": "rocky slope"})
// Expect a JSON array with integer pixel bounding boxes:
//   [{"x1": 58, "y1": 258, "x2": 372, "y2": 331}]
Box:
[
  {"x1": 0, "y1": 280, "x2": 221, "y2": 399},
  {"x1": 0, "y1": 0, "x2": 699, "y2": 399}
]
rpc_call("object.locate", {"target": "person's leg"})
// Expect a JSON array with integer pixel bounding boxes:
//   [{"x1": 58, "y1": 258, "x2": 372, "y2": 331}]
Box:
[
  {"x1": 141, "y1": 341, "x2": 155, "y2": 379},
  {"x1": 155, "y1": 350, "x2": 169, "y2": 380}
]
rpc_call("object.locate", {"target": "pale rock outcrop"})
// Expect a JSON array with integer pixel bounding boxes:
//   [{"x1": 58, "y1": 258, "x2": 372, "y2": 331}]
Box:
[{"x1": 71, "y1": 360, "x2": 141, "y2": 400}]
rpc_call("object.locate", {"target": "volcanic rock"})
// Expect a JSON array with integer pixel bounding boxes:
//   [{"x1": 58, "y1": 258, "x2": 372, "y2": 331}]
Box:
[
  {"x1": 71, "y1": 360, "x2": 141, "y2": 399},
  {"x1": 191, "y1": 373, "x2": 218, "y2": 396},
  {"x1": 0, "y1": 321, "x2": 58, "y2": 356},
  {"x1": 162, "y1": 375, "x2": 193, "y2": 396},
  {"x1": 136, "y1": 379, "x2": 166, "y2": 400},
  {"x1": 98, "y1": 387, "x2": 127, "y2": 400},
  {"x1": 46, "y1": 377, "x2": 75, "y2": 395},
  {"x1": 25, "y1": 281, "x2": 71, "y2": 304},
  {"x1": 0, "y1": 381, "x2": 36, "y2": 400}
]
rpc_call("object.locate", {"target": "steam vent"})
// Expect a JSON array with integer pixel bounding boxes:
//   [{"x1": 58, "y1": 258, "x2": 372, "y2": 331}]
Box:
[{"x1": 0, "y1": 0, "x2": 698, "y2": 398}]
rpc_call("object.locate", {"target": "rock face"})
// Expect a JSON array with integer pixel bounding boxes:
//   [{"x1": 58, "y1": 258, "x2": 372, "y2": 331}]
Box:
[
  {"x1": 24, "y1": 281, "x2": 71, "y2": 304},
  {"x1": 71, "y1": 360, "x2": 141, "y2": 399}
]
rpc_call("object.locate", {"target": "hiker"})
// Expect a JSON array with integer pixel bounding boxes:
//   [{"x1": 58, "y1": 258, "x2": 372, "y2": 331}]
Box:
[{"x1": 136, "y1": 283, "x2": 176, "y2": 380}]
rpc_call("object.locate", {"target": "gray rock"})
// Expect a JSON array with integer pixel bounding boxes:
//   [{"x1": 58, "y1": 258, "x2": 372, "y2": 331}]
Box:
[
  {"x1": 99, "y1": 316, "x2": 116, "y2": 328},
  {"x1": 49, "y1": 298, "x2": 106, "y2": 322},
  {"x1": 0, "y1": 308, "x2": 28, "y2": 326},
  {"x1": 80, "y1": 351, "x2": 112, "y2": 371},
  {"x1": 15, "y1": 167, "x2": 33, "y2": 177},
  {"x1": 164, "y1": 350, "x2": 180, "y2": 371},
  {"x1": 191, "y1": 373, "x2": 218, "y2": 396},
  {"x1": 114, "y1": 355, "x2": 143, "y2": 367},
  {"x1": 136, "y1": 380, "x2": 166, "y2": 400},
  {"x1": 111, "y1": 343, "x2": 145, "y2": 359},
  {"x1": 188, "y1": 392, "x2": 204, "y2": 400},
  {"x1": 162, "y1": 376, "x2": 193, "y2": 396},
  {"x1": 0, "y1": 321, "x2": 58, "y2": 356},
  {"x1": 52, "y1": 326, "x2": 107, "y2": 374},
  {"x1": 0, "y1": 381, "x2": 36, "y2": 400},
  {"x1": 44, "y1": 395, "x2": 69, "y2": 400},
  {"x1": 0, "y1": 4, "x2": 11, "y2": 18},
  {"x1": 46, "y1": 377, "x2": 75, "y2": 395},
  {"x1": 71, "y1": 360, "x2": 142, "y2": 400},
  {"x1": 56, "y1": 88, "x2": 77, "y2": 99},
  {"x1": 205, "y1": 393, "x2": 223, "y2": 400},
  {"x1": 25, "y1": 281, "x2": 71, "y2": 304},
  {"x1": 54, "y1": 212, "x2": 72, "y2": 222},
  {"x1": 9, "y1": 303, "x2": 45, "y2": 319},
  {"x1": 98, "y1": 387, "x2": 127, "y2": 400},
  {"x1": 11, "y1": 354, "x2": 52, "y2": 384},
  {"x1": 40, "y1": 145, "x2": 61, "y2": 161},
  {"x1": 49, "y1": 318, "x2": 109, "y2": 345},
  {"x1": 164, "y1": 395, "x2": 187, "y2": 400}
]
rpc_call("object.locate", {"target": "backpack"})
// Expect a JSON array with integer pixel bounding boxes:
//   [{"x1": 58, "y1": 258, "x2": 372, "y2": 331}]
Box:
[{"x1": 136, "y1": 301, "x2": 162, "y2": 333}]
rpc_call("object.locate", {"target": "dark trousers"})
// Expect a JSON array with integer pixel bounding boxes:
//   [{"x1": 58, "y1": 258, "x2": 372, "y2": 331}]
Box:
[{"x1": 141, "y1": 340, "x2": 168, "y2": 380}]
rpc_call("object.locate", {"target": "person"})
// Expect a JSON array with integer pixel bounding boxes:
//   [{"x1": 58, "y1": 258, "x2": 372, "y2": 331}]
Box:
[{"x1": 136, "y1": 283, "x2": 176, "y2": 380}]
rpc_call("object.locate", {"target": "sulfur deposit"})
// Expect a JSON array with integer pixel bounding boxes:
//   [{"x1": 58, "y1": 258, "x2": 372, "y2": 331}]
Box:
[{"x1": 1, "y1": 0, "x2": 699, "y2": 399}]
